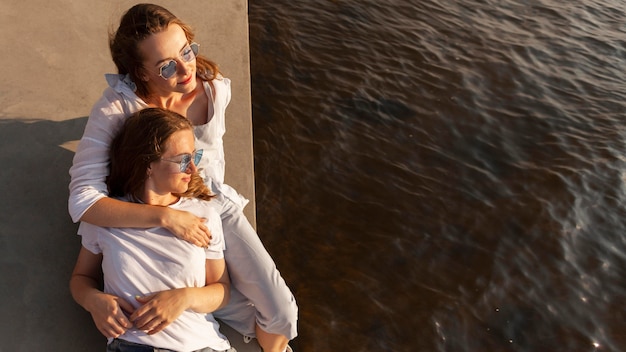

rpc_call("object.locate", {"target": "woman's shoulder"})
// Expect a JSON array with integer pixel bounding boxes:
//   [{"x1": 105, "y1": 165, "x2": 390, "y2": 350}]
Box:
[
  {"x1": 105, "y1": 73, "x2": 140, "y2": 94},
  {"x1": 91, "y1": 78, "x2": 132, "y2": 113},
  {"x1": 176, "y1": 197, "x2": 218, "y2": 213},
  {"x1": 205, "y1": 74, "x2": 231, "y2": 91},
  {"x1": 177, "y1": 198, "x2": 222, "y2": 225},
  {"x1": 89, "y1": 76, "x2": 147, "y2": 123},
  {"x1": 203, "y1": 75, "x2": 231, "y2": 113}
]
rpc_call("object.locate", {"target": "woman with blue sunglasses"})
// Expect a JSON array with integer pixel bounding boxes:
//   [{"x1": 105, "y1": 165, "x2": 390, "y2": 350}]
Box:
[
  {"x1": 71, "y1": 108, "x2": 235, "y2": 352},
  {"x1": 69, "y1": 4, "x2": 296, "y2": 352}
]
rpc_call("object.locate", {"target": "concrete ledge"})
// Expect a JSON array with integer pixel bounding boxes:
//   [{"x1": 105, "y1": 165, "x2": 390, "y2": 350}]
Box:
[{"x1": 0, "y1": 1, "x2": 255, "y2": 350}]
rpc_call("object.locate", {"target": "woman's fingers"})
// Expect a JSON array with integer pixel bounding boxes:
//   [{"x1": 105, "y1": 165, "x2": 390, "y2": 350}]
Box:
[
  {"x1": 131, "y1": 290, "x2": 186, "y2": 333},
  {"x1": 132, "y1": 307, "x2": 173, "y2": 334},
  {"x1": 146, "y1": 319, "x2": 170, "y2": 335},
  {"x1": 198, "y1": 222, "x2": 212, "y2": 247},
  {"x1": 167, "y1": 209, "x2": 211, "y2": 247},
  {"x1": 188, "y1": 220, "x2": 212, "y2": 248},
  {"x1": 116, "y1": 298, "x2": 135, "y2": 326},
  {"x1": 90, "y1": 294, "x2": 134, "y2": 338}
]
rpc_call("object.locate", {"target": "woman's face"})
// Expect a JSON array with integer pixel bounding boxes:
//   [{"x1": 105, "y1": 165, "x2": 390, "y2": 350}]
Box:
[
  {"x1": 147, "y1": 129, "x2": 197, "y2": 198},
  {"x1": 139, "y1": 24, "x2": 198, "y2": 97}
]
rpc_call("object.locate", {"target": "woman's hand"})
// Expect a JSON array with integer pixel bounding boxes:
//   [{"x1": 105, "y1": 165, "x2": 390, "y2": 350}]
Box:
[
  {"x1": 163, "y1": 208, "x2": 212, "y2": 247},
  {"x1": 131, "y1": 290, "x2": 190, "y2": 335},
  {"x1": 87, "y1": 292, "x2": 134, "y2": 338}
]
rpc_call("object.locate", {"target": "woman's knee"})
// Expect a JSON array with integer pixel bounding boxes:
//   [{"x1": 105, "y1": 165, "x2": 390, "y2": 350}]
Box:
[{"x1": 259, "y1": 294, "x2": 298, "y2": 339}]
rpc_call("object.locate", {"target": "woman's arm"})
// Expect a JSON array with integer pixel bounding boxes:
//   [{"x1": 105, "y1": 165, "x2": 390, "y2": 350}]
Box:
[
  {"x1": 69, "y1": 89, "x2": 210, "y2": 246},
  {"x1": 130, "y1": 258, "x2": 230, "y2": 335},
  {"x1": 81, "y1": 198, "x2": 211, "y2": 248},
  {"x1": 69, "y1": 247, "x2": 135, "y2": 338}
]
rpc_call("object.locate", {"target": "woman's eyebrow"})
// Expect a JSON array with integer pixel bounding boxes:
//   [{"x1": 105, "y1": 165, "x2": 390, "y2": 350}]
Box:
[{"x1": 154, "y1": 42, "x2": 189, "y2": 66}]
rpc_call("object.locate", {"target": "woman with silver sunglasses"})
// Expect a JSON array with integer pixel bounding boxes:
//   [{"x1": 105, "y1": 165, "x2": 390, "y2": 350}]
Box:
[
  {"x1": 71, "y1": 107, "x2": 235, "y2": 352},
  {"x1": 68, "y1": 4, "x2": 296, "y2": 352}
]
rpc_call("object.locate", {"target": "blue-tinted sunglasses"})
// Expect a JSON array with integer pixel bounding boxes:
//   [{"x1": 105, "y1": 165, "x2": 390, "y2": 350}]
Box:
[
  {"x1": 158, "y1": 42, "x2": 199, "y2": 80},
  {"x1": 160, "y1": 149, "x2": 203, "y2": 172}
]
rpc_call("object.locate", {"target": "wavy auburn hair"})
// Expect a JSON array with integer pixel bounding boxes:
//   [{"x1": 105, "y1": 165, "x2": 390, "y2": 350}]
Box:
[
  {"x1": 109, "y1": 3, "x2": 220, "y2": 98},
  {"x1": 107, "y1": 107, "x2": 213, "y2": 202}
]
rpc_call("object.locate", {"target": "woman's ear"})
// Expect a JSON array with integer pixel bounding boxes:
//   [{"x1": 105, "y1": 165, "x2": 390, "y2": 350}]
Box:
[{"x1": 136, "y1": 67, "x2": 150, "y2": 82}]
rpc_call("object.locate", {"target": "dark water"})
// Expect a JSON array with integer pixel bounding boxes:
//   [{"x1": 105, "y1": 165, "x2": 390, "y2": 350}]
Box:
[{"x1": 248, "y1": 1, "x2": 626, "y2": 351}]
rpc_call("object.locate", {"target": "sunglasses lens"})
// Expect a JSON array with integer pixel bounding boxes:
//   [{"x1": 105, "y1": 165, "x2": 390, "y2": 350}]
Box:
[
  {"x1": 194, "y1": 149, "x2": 203, "y2": 165},
  {"x1": 182, "y1": 44, "x2": 198, "y2": 63},
  {"x1": 179, "y1": 155, "x2": 191, "y2": 172},
  {"x1": 190, "y1": 43, "x2": 199, "y2": 57},
  {"x1": 158, "y1": 44, "x2": 198, "y2": 80},
  {"x1": 160, "y1": 60, "x2": 177, "y2": 79}
]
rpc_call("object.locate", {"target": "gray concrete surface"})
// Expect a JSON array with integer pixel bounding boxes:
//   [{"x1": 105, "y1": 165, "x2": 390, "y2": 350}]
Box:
[{"x1": 0, "y1": 1, "x2": 259, "y2": 350}]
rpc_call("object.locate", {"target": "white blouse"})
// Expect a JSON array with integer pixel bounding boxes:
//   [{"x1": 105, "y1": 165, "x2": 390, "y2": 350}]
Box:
[{"x1": 68, "y1": 74, "x2": 247, "y2": 223}]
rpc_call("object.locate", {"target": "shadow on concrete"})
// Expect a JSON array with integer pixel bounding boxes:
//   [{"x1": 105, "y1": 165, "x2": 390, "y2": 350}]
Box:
[{"x1": 0, "y1": 116, "x2": 105, "y2": 350}]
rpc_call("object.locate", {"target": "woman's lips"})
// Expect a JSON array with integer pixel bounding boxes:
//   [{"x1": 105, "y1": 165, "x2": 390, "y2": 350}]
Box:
[{"x1": 179, "y1": 75, "x2": 193, "y2": 85}]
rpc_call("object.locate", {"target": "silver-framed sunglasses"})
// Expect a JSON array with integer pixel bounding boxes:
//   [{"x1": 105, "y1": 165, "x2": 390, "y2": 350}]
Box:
[
  {"x1": 160, "y1": 149, "x2": 203, "y2": 172},
  {"x1": 158, "y1": 42, "x2": 199, "y2": 80}
]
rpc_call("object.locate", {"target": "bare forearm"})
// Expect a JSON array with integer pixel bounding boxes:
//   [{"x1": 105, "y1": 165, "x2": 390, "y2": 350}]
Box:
[
  {"x1": 182, "y1": 282, "x2": 230, "y2": 313},
  {"x1": 80, "y1": 197, "x2": 167, "y2": 228},
  {"x1": 80, "y1": 197, "x2": 211, "y2": 247},
  {"x1": 70, "y1": 274, "x2": 102, "y2": 312}
]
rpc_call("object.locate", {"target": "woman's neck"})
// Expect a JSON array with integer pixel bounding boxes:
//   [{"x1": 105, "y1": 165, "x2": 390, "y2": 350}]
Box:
[
  {"x1": 142, "y1": 79, "x2": 208, "y2": 125},
  {"x1": 137, "y1": 191, "x2": 179, "y2": 207},
  {"x1": 145, "y1": 89, "x2": 195, "y2": 111}
]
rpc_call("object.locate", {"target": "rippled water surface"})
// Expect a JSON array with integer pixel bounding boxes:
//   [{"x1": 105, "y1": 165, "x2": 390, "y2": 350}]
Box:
[{"x1": 248, "y1": 1, "x2": 626, "y2": 350}]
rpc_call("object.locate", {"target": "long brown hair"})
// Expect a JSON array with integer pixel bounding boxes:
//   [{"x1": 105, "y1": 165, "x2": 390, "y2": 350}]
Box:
[
  {"x1": 107, "y1": 107, "x2": 213, "y2": 201},
  {"x1": 109, "y1": 3, "x2": 220, "y2": 98}
]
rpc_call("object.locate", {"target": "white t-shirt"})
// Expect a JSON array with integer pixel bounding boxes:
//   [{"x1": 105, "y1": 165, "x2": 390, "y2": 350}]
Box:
[{"x1": 78, "y1": 196, "x2": 231, "y2": 352}]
